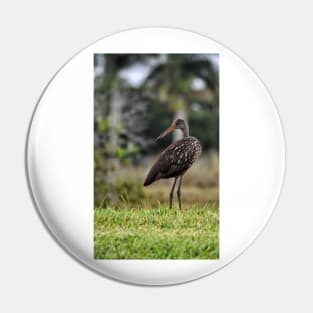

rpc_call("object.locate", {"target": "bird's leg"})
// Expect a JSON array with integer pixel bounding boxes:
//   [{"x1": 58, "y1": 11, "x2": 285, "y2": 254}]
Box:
[
  {"x1": 177, "y1": 176, "x2": 183, "y2": 210},
  {"x1": 169, "y1": 177, "x2": 178, "y2": 209}
]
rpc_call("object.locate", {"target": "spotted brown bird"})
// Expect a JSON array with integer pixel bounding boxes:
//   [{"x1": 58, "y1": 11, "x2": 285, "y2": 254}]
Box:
[{"x1": 144, "y1": 118, "x2": 201, "y2": 209}]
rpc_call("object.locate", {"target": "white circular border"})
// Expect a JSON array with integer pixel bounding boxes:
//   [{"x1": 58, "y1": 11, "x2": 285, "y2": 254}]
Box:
[{"x1": 26, "y1": 27, "x2": 286, "y2": 286}]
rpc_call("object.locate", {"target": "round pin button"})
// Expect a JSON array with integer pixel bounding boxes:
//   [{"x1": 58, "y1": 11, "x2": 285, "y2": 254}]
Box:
[{"x1": 26, "y1": 27, "x2": 285, "y2": 285}]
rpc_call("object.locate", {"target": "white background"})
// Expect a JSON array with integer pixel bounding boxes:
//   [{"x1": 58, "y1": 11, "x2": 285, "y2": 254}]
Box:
[{"x1": 0, "y1": 1, "x2": 311, "y2": 312}]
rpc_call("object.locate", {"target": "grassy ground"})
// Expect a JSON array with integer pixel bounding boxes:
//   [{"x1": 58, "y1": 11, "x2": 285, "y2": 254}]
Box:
[
  {"x1": 94, "y1": 204, "x2": 219, "y2": 259},
  {"x1": 94, "y1": 154, "x2": 219, "y2": 259}
]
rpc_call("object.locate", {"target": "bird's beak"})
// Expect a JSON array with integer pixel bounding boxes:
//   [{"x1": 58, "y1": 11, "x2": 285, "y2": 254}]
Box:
[{"x1": 155, "y1": 125, "x2": 175, "y2": 141}]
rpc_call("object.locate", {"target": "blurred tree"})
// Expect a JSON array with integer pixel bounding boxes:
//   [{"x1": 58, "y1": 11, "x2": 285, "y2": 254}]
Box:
[
  {"x1": 94, "y1": 54, "x2": 154, "y2": 205},
  {"x1": 95, "y1": 55, "x2": 152, "y2": 164},
  {"x1": 143, "y1": 54, "x2": 218, "y2": 142}
]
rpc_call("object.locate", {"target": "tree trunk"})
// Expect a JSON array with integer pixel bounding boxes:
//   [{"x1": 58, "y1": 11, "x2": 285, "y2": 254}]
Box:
[{"x1": 109, "y1": 87, "x2": 123, "y2": 168}]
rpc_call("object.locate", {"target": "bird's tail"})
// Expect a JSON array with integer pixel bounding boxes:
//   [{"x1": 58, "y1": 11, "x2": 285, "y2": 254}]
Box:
[{"x1": 143, "y1": 165, "x2": 159, "y2": 186}]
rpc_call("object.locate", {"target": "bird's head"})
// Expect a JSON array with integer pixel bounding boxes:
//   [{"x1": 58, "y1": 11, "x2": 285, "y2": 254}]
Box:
[{"x1": 155, "y1": 118, "x2": 187, "y2": 141}]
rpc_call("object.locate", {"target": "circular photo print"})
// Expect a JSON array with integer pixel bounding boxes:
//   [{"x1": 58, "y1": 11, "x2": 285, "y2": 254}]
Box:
[{"x1": 26, "y1": 27, "x2": 285, "y2": 285}]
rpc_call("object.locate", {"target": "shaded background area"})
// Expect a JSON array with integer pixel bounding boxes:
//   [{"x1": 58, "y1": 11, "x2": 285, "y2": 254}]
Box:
[{"x1": 94, "y1": 54, "x2": 219, "y2": 208}]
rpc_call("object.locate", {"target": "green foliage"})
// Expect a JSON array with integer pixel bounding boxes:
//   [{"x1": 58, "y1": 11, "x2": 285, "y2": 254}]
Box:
[
  {"x1": 95, "y1": 172, "x2": 146, "y2": 208},
  {"x1": 94, "y1": 53, "x2": 219, "y2": 157},
  {"x1": 94, "y1": 149, "x2": 110, "y2": 206},
  {"x1": 97, "y1": 117, "x2": 110, "y2": 134},
  {"x1": 189, "y1": 105, "x2": 219, "y2": 150},
  {"x1": 114, "y1": 178, "x2": 145, "y2": 205},
  {"x1": 94, "y1": 205, "x2": 219, "y2": 259},
  {"x1": 115, "y1": 144, "x2": 139, "y2": 164}
]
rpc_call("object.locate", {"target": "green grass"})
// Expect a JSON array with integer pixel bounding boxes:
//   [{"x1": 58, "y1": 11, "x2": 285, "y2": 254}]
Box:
[{"x1": 94, "y1": 205, "x2": 219, "y2": 259}]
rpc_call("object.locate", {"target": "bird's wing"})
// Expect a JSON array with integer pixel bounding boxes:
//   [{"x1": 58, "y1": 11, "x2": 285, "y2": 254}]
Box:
[
  {"x1": 144, "y1": 140, "x2": 193, "y2": 186},
  {"x1": 143, "y1": 148, "x2": 172, "y2": 186}
]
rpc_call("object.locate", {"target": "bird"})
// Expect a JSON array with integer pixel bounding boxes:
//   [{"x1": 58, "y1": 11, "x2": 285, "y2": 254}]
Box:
[{"x1": 144, "y1": 118, "x2": 201, "y2": 209}]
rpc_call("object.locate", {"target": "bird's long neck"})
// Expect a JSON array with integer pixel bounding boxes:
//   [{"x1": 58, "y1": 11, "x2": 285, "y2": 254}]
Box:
[{"x1": 182, "y1": 123, "x2": 189, "y2": 138}]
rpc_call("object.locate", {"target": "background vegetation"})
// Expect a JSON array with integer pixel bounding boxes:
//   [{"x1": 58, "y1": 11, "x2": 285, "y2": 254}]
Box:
[{"x1": 94, "y1": 54, "x2": 219, "y2": 259}]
